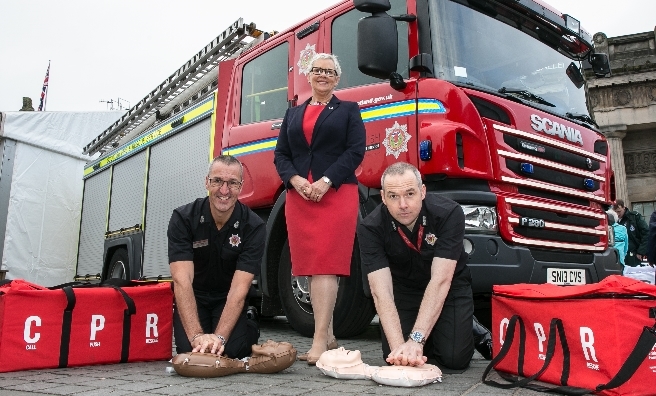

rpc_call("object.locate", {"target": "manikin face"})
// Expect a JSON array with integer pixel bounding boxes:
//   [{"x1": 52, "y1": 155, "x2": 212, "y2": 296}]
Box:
[
  {"x1": 381, "y1": 170, "x2": 426, "y2": 228},
  {"x1": 205, "y1": 162, "x2": 243, "y2": 217},
  {"x1": 307, "y1": 58, "x2": 340, "y2": 98}
]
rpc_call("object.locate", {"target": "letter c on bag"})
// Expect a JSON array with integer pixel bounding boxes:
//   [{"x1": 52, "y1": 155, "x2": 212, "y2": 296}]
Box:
[
  {"x1": 24, "y1": 316, "x2": 41, "y2": 344},
  {"x1": 499, "y1": 318, "x2": 510, "y2": 346}
]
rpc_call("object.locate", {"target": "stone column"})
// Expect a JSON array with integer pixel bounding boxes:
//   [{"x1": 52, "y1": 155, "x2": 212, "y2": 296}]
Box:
[{"x1": 601, "y1": 125, "x2": 628, "y2": 205}]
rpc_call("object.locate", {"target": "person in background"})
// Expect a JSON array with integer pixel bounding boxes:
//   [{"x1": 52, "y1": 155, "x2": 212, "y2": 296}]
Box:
[
  {"x1": 168, "y1": 155, "x2": 264, "y2": 358},
  {"x1": 613, "y1": 199, "x2": 649, "y2": 267},
  {"x1": 645, "y1": 209, "x2": 656, "y2": 268},
  {"x1": 607, "y1": 208, "x2": 628, "y2": 266},
  {"x1": 274, "y1": 53, "x2": 366, "y2": 365}
]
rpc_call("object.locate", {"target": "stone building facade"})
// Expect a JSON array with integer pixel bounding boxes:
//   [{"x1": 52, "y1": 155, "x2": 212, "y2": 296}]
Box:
[{"x1": 586, "y1": 28, "x2": 656, "y2": 216}]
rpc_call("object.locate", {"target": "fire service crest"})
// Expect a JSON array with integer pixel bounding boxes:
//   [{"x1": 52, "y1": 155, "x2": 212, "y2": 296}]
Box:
[
  {"x1": 383, "y1": 121, "x2": 411, "y2": 159},
  {"x1": 297, "y1": 43, "x2": 316, "y2": 75}
]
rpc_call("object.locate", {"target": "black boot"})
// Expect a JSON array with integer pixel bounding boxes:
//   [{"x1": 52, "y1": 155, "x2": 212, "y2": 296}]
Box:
[
  {"x1": 473, "y1": 316, "x2": 493, "y2": 360},
  {"x1": 246, "y1": 306, "x2": 260, "y2": 344}
]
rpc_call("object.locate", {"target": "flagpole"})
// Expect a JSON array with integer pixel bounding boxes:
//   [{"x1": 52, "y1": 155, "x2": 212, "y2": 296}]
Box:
[
  {"x1": 43, "y1": 60, "x2": 50, "y2": 111},
  {"x1": 38, "y1": 61, "x2": 50, "y2": 111}
]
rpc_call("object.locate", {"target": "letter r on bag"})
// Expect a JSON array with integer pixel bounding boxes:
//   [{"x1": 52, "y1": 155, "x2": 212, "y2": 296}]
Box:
[
  {"x1": 24, "y1": 316, "x2": 41, "y2": 344},
  {"x1": 146, "y1": 314, "x2": 158, "y2": 338},
  {"x1": 90, "y1": 315, "x2": 105, "y2": 341},
  {"x1": 534, "y1": 323, "x2": 546, "y2": 352},
  {"x1": 580, "y1": 327, "x2": 598, "y2": 362}
]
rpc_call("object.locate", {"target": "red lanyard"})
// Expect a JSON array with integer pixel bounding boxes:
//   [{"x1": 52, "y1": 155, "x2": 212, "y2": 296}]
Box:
[{"x1": 397, "y1": 224, "x2": 424, "y2": 252}]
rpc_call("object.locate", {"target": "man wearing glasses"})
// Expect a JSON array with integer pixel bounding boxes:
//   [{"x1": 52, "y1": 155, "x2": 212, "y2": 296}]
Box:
[{"x1": 168, "y1": 155, "x2": 265, "y2": 358}]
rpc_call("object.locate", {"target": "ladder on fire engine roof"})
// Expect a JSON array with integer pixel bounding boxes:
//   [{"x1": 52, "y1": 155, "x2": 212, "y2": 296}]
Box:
[{"x1": 83, "y1": 18, "x2": 263, "y2": 156}]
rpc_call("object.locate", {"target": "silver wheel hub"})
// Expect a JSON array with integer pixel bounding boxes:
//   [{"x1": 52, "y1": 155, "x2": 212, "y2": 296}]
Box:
[
  {"x1": 291, "y1": 275, "x2": 312, "y2": 314},
  {"x1": 290, "y1": 273, "x2": 340, "y2": 315}
]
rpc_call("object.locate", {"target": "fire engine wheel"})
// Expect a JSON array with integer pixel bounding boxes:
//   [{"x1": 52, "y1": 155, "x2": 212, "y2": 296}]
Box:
[
  {"x1": 107, "y1": 248, "x2": 130, "y2": 280},
  {"x1": 278, "y1": 239, "x2": 376, "y2": 338}
]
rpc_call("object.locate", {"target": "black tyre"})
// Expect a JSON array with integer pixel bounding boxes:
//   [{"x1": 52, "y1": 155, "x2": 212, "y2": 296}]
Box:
[
  {"x1": 107, "y1": 248, "x2": 130, "y2": 280},
  {"x1": 278, "y1": 238, "x2": 376, "y2": 338}
]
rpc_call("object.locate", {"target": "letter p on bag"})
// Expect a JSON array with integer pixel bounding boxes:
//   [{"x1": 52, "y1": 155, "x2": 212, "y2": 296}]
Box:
[{"x1": 90, "y1": 315, "x2": 105, "y2": 340}]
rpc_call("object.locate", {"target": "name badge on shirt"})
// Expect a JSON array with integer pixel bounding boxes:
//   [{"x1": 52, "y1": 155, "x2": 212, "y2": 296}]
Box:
[{"x1": 193, "y1": 239, "x2": 209, "y2": 249}]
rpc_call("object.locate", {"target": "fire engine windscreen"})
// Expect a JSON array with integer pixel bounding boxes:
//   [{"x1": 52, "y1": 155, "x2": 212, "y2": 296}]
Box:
[{"x1": 427, "y1": 0, "x2": 590, "y2": 118}]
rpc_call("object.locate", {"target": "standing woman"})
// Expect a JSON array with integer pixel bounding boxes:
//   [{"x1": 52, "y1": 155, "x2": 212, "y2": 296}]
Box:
[{"x1": 274, "y1": 53, "x2": 366, "y2": 364}]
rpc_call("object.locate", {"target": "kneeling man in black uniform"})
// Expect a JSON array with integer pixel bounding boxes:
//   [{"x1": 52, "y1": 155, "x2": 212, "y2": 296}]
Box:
[
  {"x1": 357, "y1": 162, "x2": 475, "y2": 370},
  {"x1": 168, "y1": 155, "x2": 264, "y2": 358}
]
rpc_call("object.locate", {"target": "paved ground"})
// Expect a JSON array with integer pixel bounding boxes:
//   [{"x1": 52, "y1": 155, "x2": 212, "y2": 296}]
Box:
[{"x1": 0, "y1": 317, "x2": 545, "y2": 395}]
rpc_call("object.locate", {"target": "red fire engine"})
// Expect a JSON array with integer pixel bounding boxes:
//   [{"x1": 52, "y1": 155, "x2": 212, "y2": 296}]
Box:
[{"x1": 77, "y1": 0, "x2": 617, "y2": 337}]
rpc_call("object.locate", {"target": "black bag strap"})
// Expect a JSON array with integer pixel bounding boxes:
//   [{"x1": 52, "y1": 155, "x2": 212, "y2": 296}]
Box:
[
  {"x1": 58, "y1": 286, "x2": 76, "y2": 368},
  {"x1": 48, "y1": 281, "x2": 87, "y2": 290},
  {"x1": 102, "y1": 284, "x2": 136, "y2": 363},
  {"x1": 482, "y1": 315, "x2": 529, "y2": 389},
  {"x1": 483, "y1": 317, "x2": 574, "y2": 391},
  {"x1": 101, "y1": 278, "x2": 158, "y2": 287},
  {"x1": 0, "y1": 279, "x2": 12, "y2": 287},
  {"x1": 595, "y1": 325, "x2": 656, "y2": 392},
  {"x1": 496, "y1": 318, "x2": 591, "y2": 395}
]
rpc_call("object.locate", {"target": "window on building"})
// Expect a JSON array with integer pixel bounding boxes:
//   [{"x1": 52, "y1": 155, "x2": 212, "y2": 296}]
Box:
[
  {"x1": 240, "y1": 42, "x2": 289, "y2": 124},
  {"x1": 331, "y1": 0, "x2": 409, "y2": 89},
  {"x1": 632, "y1": 201, "x2": 656, "y2": 218}
]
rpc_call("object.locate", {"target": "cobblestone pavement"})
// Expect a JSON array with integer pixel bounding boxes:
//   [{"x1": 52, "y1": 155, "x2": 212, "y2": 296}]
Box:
[{"x1": 0, "y1": 317, "x2": 544, "y2": 395}]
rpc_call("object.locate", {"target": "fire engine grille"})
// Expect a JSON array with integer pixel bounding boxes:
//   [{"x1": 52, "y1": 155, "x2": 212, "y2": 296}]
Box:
[
  {"x1": 495, "y1": 122, "x2": 608, "y2": 251},
  {"x1": 506, "y1": 159, "x2": 599, "y2": 192},
  {"x1": 510, "y1": 206, "x2": 600, "y2": 228}
]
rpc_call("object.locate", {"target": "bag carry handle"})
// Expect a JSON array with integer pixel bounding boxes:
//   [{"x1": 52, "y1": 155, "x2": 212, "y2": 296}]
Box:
[
  {"x1": 102, "y1": 284, "x2": 137, "y2": 363},
  {"x1": 483, "y1": 314, "x2": 656, "y2": 395},
  {"x1": 482, "y1": 316, "x2": 577, "y2": 391}
]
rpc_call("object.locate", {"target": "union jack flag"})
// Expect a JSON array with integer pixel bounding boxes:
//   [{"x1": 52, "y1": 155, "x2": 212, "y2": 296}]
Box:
[{"x1": 37, "y1": 61, "x2": 50, "y2": 111}]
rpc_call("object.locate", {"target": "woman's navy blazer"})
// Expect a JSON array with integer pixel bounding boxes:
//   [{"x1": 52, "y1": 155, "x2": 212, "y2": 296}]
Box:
[{"x1": 274, "y1": 95, "x2": 366, "y2": 190}]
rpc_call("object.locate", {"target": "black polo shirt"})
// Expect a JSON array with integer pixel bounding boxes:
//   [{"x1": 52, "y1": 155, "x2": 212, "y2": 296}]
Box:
[
  {"x1": 167, "y1": 197, "x2": 265, "y2": 294},
  {"x1": 358, "y1": 194, "x2": 468, "y2": 290}
]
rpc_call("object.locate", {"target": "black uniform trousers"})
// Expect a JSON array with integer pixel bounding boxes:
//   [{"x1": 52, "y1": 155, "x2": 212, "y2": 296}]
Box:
[
  {"x1": 173, "y1": 290, "x2": 259, "y2": 359},
  {"x1": 381, "y1": 266, "x2": 475, "y2": 371}
]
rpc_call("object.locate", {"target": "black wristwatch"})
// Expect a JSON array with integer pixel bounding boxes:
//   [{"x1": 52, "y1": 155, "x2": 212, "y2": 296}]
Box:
[{"x1": 409, "y1": 330, "x2": 426, "y2": 345}]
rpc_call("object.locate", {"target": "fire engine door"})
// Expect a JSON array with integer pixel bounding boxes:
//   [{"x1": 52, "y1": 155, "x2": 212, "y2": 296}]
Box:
[{"x1": 223, "y1": 33, "x2": 296, "y2": 208}]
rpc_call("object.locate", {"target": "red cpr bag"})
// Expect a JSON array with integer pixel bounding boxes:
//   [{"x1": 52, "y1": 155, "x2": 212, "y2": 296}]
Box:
[
  {"x1": 0, "y1": 279, "x2": 173, "y2": 372},
  {"x1": 0, "y1": 280, "x2": 67, "y2": 371},
  {"x1": 483, "y1": 275, "x2": 656, "y2": 396}
]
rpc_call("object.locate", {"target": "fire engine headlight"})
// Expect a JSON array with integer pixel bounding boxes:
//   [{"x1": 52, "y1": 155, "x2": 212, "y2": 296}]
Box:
[
  {"x1": 607, "y1": 225, "x2": 615, "y2": 247},
  {"x1": 461, "y1": 205, "x2": 497, "y2": 233}
]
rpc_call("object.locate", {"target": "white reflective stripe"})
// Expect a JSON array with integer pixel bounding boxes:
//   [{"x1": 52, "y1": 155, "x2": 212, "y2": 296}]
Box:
[
  {"x1": 501, "y1": 176, "x2": 606, "y2": 203},
  {"x1": 508, "y1": 217, "x2": 606, "y2": 235},
  {"x1": 494, "y1": 124, "x2": 606, "y2": 163},
  {"x1": 504, "y1": 196, "x2": 606, "y2": 218},
  {"x1": 511, "y1": 237, "x2": 606, "y2": 251},
  {"x1": 498, "y1": 150, "x2": 604, "y2": 182}
]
